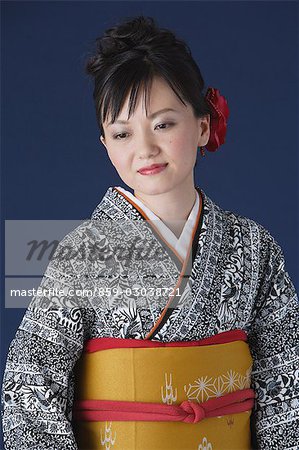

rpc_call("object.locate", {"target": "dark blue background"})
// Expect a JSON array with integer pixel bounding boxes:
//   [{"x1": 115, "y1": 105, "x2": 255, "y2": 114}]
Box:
[{"x1": 1, "y1": 1, "x2": 298, "y2": 446}]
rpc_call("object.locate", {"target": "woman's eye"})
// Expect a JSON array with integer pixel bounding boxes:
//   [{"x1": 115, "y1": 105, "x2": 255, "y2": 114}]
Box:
[
  {"x1": 155, "y1": 122, "x2": 173, "y2": 130},
  {"x1": 113, "y1": 133, "x2": 128, "y2": 140}
]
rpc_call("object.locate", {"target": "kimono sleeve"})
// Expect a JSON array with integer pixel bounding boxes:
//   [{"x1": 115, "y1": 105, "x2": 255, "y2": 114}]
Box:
[
  {"x1": 248, "y1": 229, "x2": 299, "y2": 449},
  {"x1": 1, "y1": 235, "x2": 91, "y2": 450}
]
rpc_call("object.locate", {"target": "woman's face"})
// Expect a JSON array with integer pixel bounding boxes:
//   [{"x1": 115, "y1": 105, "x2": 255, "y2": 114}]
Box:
[{"x1": 100, "y1": 76, "x2": 210, "y2": 197}]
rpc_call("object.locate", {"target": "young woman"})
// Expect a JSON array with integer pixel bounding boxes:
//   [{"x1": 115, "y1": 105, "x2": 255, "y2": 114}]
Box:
[{"x1": 2, "y1": 15, "x2": 298, "y2": 450}]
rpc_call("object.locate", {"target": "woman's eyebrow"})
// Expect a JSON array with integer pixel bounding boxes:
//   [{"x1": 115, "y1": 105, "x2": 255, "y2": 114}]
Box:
[{"x1": 107, "y1": 108, "x2": 178, "y2": 126}]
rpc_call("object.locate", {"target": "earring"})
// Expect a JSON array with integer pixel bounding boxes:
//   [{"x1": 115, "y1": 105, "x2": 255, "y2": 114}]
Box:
[{"x1": 198, "y1": 146, "x2": 206, "y2": 157}]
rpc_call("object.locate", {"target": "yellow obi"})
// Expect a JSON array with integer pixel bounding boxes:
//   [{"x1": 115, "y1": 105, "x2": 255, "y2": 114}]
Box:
[{"x1": 72, "y1": 330, "x2": 254, "y2": 450}]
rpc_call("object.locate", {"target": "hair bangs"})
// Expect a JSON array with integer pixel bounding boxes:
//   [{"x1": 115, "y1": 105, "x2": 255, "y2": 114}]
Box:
[
  {"x1": 100, "y1": 63, "x2": 155, "y2": 132},
  {"x1": 99, "y1": 70, "x2": 191, "y2": 139}
]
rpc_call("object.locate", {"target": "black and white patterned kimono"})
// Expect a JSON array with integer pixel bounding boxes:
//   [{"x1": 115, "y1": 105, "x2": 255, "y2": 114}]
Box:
[{"x1": 1, "y1": 185, "x2": 299, "y2": 449}]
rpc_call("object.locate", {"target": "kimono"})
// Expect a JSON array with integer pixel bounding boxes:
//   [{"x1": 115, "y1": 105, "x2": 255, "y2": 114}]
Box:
[{"x1": 1, "y1": 185, "x2": 298, "y2": 449}]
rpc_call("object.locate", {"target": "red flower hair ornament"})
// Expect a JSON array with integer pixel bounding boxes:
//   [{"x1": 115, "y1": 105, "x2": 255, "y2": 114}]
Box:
[{"x1": 199, "y1": 87, "x2": 229, "y2": 156}]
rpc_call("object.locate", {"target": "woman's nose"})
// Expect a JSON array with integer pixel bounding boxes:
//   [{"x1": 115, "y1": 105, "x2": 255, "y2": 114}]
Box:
[{"x1": 135, "y1": 133, "x2": 160, "y2": 159}]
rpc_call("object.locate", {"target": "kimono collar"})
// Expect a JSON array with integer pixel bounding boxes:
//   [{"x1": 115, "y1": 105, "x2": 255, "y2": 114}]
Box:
[{"x1": 114, "y1": 186, "x2": 200, "y2": 261}]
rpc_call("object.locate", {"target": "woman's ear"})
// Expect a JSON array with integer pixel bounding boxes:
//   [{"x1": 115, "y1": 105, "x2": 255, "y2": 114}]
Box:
[
  {"x1": 99, "y1": 135, "x2": 107, "y2": 150},
  {"x1": 198, "y1": 114, "x2": 210, "y2": 148}
]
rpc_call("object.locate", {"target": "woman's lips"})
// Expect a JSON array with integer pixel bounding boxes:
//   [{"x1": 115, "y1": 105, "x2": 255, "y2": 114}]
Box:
[{"x1": 138, "y1": 163, "x2": 168, "y2": 175}]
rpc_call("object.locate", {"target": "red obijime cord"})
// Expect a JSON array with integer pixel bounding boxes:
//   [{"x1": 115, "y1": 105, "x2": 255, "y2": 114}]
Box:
[{"x1": 73, "y1": 389, "x2": 255, "y2": 423}]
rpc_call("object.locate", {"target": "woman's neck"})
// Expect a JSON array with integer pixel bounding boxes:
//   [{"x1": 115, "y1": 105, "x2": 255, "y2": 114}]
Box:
[{"x1": 133, "y1": 180, "x2": 197, "y2": 234}]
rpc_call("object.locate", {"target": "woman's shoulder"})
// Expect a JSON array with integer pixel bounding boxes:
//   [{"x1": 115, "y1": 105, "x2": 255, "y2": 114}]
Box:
[
  {"x1": 53, "y1": 219, "x2": 108, "y2": 257},
  {"x1": 53, "y1": 189, "x2": 116, "y2": 250},
  {"x1": 202, "y1": 189, "x2": 283, "y2": 258}
]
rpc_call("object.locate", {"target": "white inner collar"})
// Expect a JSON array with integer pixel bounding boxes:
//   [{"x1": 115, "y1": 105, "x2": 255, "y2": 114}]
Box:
[{"x1": 115, "y1": 186, "x2": 200, "y2": 261}]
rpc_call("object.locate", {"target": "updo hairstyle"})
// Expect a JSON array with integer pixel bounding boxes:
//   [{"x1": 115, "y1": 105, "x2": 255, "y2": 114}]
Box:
[{"x1": 85, "y1": 15, "x2": 212, "y2": 139}]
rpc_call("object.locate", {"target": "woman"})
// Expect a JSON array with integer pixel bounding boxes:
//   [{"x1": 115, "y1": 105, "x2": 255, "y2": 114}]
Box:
[{"x1": 2, "y1": 15, "x2": 298, "y2": 450}]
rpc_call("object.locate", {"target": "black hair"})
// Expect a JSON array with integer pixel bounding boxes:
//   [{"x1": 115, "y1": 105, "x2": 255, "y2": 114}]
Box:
[{"x1": 85, "y1": 15, "x2": 212, "y2": 140}]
